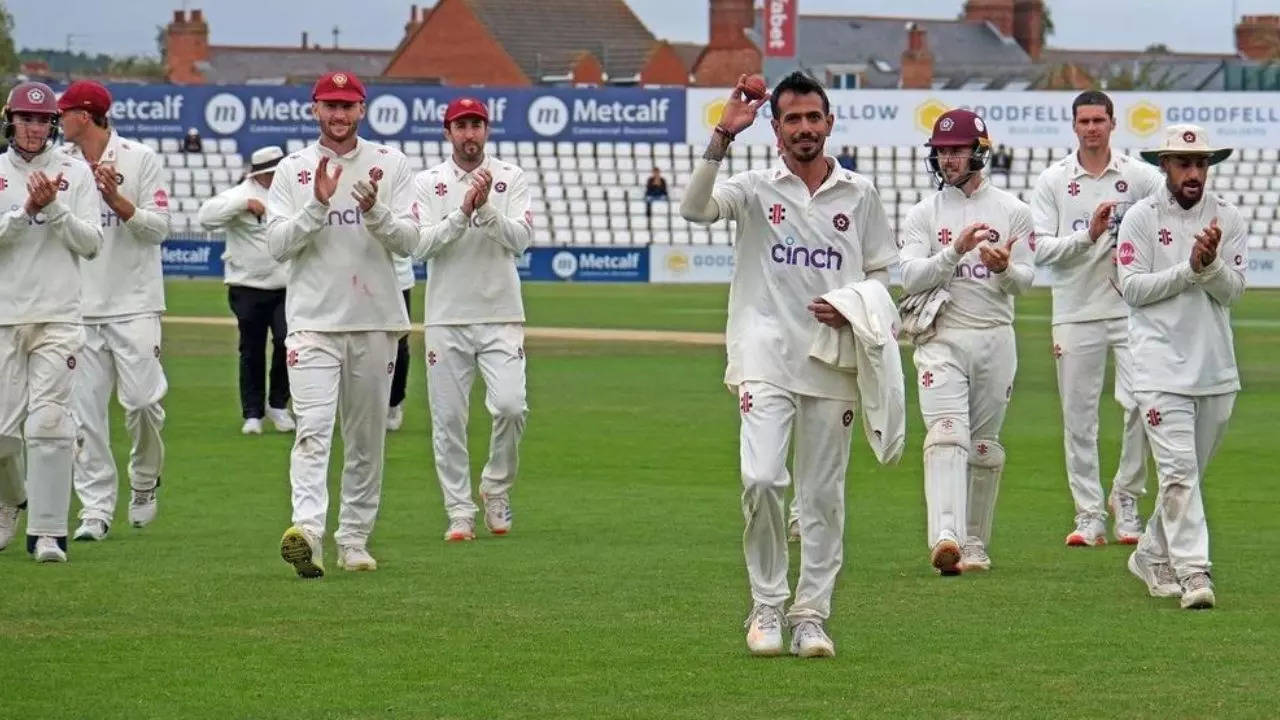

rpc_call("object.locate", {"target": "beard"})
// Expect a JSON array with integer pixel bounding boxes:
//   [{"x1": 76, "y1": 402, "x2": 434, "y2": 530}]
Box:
[
  {"x1": 1168, "y1": 176, "x2": 1203, "y2": 206},
  {"x1": 455, "y1": 140, "x2": 483, "y2": 162},
  {"x1": 320, "y1": 120, "x2": 355, "y2": 143},
  {"x1": 784, "y1": 133, "x2": 824, "y2": 162}
]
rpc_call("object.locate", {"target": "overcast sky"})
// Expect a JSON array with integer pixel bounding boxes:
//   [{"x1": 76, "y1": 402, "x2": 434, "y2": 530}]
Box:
[{"x1": 10, "y1": 0, "x2": 1270, "y2": 58}]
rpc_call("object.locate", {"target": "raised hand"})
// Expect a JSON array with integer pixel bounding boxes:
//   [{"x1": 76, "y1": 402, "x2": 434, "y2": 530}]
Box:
[
  {"x1": 1190, "y1": 217, "x2": 1221, "y2": 271},
  {"x1": 314, "y1": 156, "x2": 343, "y2": 205},
  {"x1": 1088, "y1": 200, "x2": 1118, "y2": 243},
  {"x1": 717, "y1": 75, "x2": 770, "y2": 137},
  {"x1": 461, "y1": 170, "x2": 492, "y2": 217},
  {"x1": 25, "y1": 171, "x2": 62, "y2": 216},
  {"x1": 350, "y1": 179, "x2": 378, "y2": 212},
  {"x1": 979, "y1": 234, "x2": 1019, "y2": 273},
  {"x1": 92, "y1": 163, "x2": 123, "y2": 204},
  {"x1": 954, "y1": 222, "x2": 992, "y2": 254}
]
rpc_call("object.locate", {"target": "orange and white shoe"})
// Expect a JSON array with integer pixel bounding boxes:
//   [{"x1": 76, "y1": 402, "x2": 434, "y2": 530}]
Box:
[
  {"x1": 960, "y1": 539, "x2": 991, "y2": 572},
  {"x1": 931, "y1": 538, "x2": 962, "y2": 576},
  {"x1": 443, "y1": 517, "x2": 475, "y2": 542},
  {"x1": 481, "y1": 493, "x2": 511, "y2": 535},
  {"x1": 743, "y1": 603, "x2": 784, "y2": 656},
  {"x1": 1065, "y1": 515, "x2": 1106, "y2": 547}
]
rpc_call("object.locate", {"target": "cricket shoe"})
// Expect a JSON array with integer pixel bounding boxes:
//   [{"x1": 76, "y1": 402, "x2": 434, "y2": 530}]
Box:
[
  {"x1": 960, "y1": 538, "x2": 991, "y2": 572},
  {"x1": 744, "y1": 603, "x2": 784, "y2": 656},
  {"x1": 241, "y1": 418, "x2": 263, "y2": 435},
  {"x1": 33, "y1": 536, "x2": 67, "y2": 563},
  {"x1": 0, "y1": 503, "x2": 23, "y2": 550},
  {"x1": 266, "y1": 407, "x2": 296, "y2": 433},
  {"x1": 1109, "y1": 492, "x2": 1143, "y2": 544},
  {"x1": 1065, "y1": 514, "x2": 1106, "y2": 547},
  {"x1": 337, "y1": 544, "x2": 377, "y2": 572},
  {"x1": 73, "y1": 518, "x2": 109, "y2": 542},
  {"x1": 444, "y1": 516, "x2": 476, "y2": 542},
  {"x1": 481, "y1": 492, "x2": 511, "y2": 535},
  {"x1": 1126, "y1": 551, "x2": 1182, "y2": 598},
  {"x1": 280, "y1": 525, "x2": 324, "y2": 578},
  {"x1": 1180, "y1": 573, "x2": 1215, "y2": 610},
  {"x1": 930, "y1": 538, "x2": 962, "y2": 576},
  {"x1": 790, "y1": 620, "x2": 835, "y2": 658},
  {"x1": 129, "y1": 481, "x2": 159, "y2": 528},
  {"x1": 787, "y1": 517, "x2": 800, "y2": 543}
]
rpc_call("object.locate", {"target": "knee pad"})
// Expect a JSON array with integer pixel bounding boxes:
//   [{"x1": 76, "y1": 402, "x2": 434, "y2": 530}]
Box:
[
  {"x1": 925, "y1": 417, "x2": 970, "y2": 451},
  {"x1": 24, "y1": 404, "x2": 76, "y2": 442},
  {"x1": 969, "y1": 439, "x2": 1005, "y2": 470}
]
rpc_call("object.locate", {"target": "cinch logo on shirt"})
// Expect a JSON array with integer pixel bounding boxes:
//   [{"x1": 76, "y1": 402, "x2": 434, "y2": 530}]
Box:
[
  {"x1": 326, "y1": 207, "x2": 364, "y2": 226},
  {"x1": 954, "y1": 262, "x2": 997, "y2": 280},
  {"x1": 770, "y1": 236, "x2": 843, "y2": 270}
]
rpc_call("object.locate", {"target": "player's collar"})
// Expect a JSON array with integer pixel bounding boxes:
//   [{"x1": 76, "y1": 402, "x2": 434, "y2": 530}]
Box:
[
  {"x1": 315, "y1": 136, "x2": 365, "y2": 161},
  {"x1": 448, "y1": 154, "x2": 489, "y2": 181},
  {"x1": 769, "y1": 156, "x2": 851, "y2": 190},
  {"x1": 1069, "y1": 149, "x2": 1121, "y2": 179}
]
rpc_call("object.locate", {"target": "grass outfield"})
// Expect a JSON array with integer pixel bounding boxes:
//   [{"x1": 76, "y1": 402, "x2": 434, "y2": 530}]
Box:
[{"x1": 3, "y1": 280, "x2": 1278, "y2": 719}]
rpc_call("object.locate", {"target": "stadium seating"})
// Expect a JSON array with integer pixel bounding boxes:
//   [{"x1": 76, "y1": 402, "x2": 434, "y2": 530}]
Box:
[{"x1": 147, "y1": 136, "x2": 1280, "y2": 250}]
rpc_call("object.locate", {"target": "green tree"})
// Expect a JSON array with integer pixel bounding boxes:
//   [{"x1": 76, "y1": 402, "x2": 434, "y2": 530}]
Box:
[{"x1": 0, "y1": 1, "x2": 18, "y2": 76}]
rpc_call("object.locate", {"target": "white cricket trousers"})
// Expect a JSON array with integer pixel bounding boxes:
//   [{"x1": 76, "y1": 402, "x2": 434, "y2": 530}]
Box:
[
  {"x1": 738, "y1": 381, "x2": 855, "y2": 624},
  {"x1": 74, "y1": 316, "x2": 167, "y2": 524},
  {"x1": 1133, "y1": 391, "x2": 1234, "y2": 580},
  {"x1": 0, "y1": 323, "x2": 83, "y2": 542},
  {"x1": 914, "y1": 324, "x2": 1016, "y2": 550},
  {"x1": 1052, "y1": 317, "x2": 1148, "y2": 519},
  {"x1": 285, "y1": 330, "x2": 399, "y2": 547},
  {"x1": 425, "y1": 323, "x2": 528, "y2": 520}
]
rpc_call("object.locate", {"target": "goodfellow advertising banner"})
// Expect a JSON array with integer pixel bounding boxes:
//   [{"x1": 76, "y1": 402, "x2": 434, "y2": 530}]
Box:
[{"x1": 686, "y1": 89, "x2": 1280, "y2": 149}]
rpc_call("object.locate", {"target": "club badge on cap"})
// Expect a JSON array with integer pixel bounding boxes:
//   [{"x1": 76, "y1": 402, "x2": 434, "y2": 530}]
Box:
[{"x1": 1140, "y1": 124, "x2": 1232, "y2": 166}]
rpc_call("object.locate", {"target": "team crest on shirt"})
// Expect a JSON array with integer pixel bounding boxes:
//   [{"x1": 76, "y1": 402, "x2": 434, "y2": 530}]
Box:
[
  {"x1": 986, "y1": 229, "x2": 1000, "y2": 243},
  {"x1": 1117, "y1": 241, "x2": 1136, "y2": 266},
  {"x1": 58, "y1": 177, "x2": 69, "y2": 191},
  {"x1": 369, "y1": 166, "x2": 384, "y2": 182},
  {"x1": 841, "y1": 410, "x2": 853, "y2": 427},
  {"x1": 1158, "y1": 228, "x2": 1173, "y2": 246},
  {"x1": 494, "y1": 181, "x2": 508, "y2": 193},
  {"x1": 66, "y1": 355, "x2": 76, "y2": 370},
  {"x1": 297, "y1": 170, "x2": 312, "y2": 185},
  {"x1": 387, "y1": 362, "x2": 395, "y2": 375},
  {"x1": 1235, "y1": 254, "x2": 1244, "y2": 267},
  {"x1": 435, "y1": 182, "x2": 448, "y2": 197},
  {"x1": 1067, "y1": 181, "x2": 1080, "y2": 197},
  {"x1": 1115, "y1": 180, "x2": 1129, "y2": 193},
  {"x1": 153, "y1": 189, "x2": 169, "y2": 209},
  {"x1": 832, "y1": 213, "x2": 850, "y2": 232}
]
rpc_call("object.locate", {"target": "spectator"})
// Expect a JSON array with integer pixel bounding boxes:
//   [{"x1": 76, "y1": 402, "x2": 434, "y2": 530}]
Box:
[
  {"x1": 991, "y1": 145, "x2": 1013, "y2": 175},
  {"x1": 183, "y1": 127, "x2": 203, "y2": 153},
  {"x1": 644, "y1": 167, "x2": 668, "y2": 218},
  {"x1": 836, "y1": 146, "x2": 857, "y2": 171}
]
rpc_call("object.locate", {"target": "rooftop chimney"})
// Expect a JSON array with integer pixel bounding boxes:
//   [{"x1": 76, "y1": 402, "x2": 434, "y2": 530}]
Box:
[
  {"x1": 1236, "y1": 15, "x2": 1280, "y2": 60},
  {"x1": 900, "y1": 22, "x2": 934, "y2": 89},
  {"x1": 963, "y1": 0, "x2": 1014, "y2": 38}
]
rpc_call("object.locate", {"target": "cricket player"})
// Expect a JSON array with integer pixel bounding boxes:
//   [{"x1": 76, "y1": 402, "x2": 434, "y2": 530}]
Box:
[
  {"x1": 267, "y1": 72, "x2": 417, "y2": 577},
  {"x1": 900, "y1": 109, "x2": 1034, "y2": 576},
  {"x1": 410, "y1": 97, "x2": 532, "y2": 542},
  {"x1": 1030, "y1": 91, "x2": 1163, "y2": 547},
  {"x1": 58, "y1": 80, "x2": 171, "y2": 542},
  {"x1": 681, "y1": 72, "x2": 899, "y2": 658},
  {"x1": 198, "y1": 145, "x2": 294, "y2": 435},
  {"x1": 387, "y1": 254, "x2": 415, "y2": 432},
  {"x1": 0, "y1": 82, "x2": 103, "y2": 561},
  {"x1": 1118, "y1": 124, "x2": 1244, "y2": 610}
]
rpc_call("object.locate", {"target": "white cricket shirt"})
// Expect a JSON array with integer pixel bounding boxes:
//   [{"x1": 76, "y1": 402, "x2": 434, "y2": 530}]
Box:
[
  {"x1": 265, "y1": 137, "x2": 415, "y2": 333},
  {"x1": 702, "y1": 158, "x2": 898, "y2": 401},
  {"x1": 412, "y1": 155, "x2": 532, "y2": 326},
  {"x1": 899, "y1": 179, "x2": 1036, "y2": 329},
  {"x1": 0, "y1": 147, "x2": 102, "y2": 324},
  {"x1": 1116, "y1": 189, "x2": 1246, "y2": 396},
  {"x1": 63, "y1": 131, "x2": 171, "y2": 321},
  {"x1": 199, "y1": 179, "x2": 288, "y2": 290},
  {"x1": 1030, "y1": 151, "x2": 1163, "y2": 324}
]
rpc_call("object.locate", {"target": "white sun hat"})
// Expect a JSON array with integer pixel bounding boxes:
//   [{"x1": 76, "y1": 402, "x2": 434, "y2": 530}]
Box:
[{"x1": 1139, "y1": 124, "x2": 1232, "y2": 166}]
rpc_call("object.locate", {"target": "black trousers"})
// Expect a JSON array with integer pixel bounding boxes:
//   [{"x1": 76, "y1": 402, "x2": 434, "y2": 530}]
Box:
[
  {"x1": 227, "y1": 285, "x2": 290, "y2": 419},
  {"x1": 390, "y1": 289, "x2": 411, "y2": 408}
]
